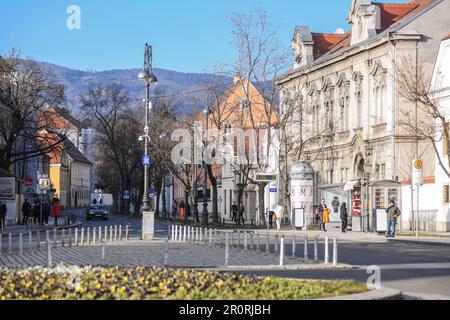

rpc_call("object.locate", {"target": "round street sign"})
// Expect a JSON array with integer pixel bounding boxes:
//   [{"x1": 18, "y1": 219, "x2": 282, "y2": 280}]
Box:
[{"x1": 414, "y1": 160, "x2": 423, "y2": 170}]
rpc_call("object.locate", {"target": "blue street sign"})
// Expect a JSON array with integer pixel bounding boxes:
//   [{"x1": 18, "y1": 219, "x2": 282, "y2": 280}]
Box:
[
  {"x1": 270, "y1": 188, "x2": 277, "y2": 193},
  {"x1": 142, "y1": 155, "x2": 151, "y2": 166},
  {"x1": 123, "y1": 190, "x2": 130, "y2": 199}
]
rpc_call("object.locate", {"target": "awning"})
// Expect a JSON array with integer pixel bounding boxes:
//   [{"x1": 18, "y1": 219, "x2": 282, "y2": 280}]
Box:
[
  {"x1": 343, "y1": 180, "x2": 360, "y2": 192},
  {"x1": 370, "y1": 180, "x2": 402, "y2": 188},
  {"x1": 317, "y1": 183, "x2": 345, "y2": 190}
]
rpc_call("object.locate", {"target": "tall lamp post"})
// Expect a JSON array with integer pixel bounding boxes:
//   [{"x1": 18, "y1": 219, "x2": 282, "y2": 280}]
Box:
[
  {"x1": 202, "y1": 107, "x2": 212, "y2": 226},
  {"x1": 138, "y1": 43, "x2": 158, "y2": 240},
  {"x1": 138, "y1": 43, "x2": 158, "y2": 213}
]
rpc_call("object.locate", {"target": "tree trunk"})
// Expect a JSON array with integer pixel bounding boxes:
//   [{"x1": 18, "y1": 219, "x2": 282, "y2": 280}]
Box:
[
  {"x1": 155, "y1": 190, "x2": 161, "y2": 218},
  {"x1": 258, "y1": 182, "x2": 268, "y2": 226},
  {"x1": 207, "y1": 165, "x2": 219, "y2": 224}
]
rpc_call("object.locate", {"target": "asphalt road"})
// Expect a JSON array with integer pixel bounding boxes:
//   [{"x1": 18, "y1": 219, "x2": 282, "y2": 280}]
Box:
[{"x1": 232, "y1": 239, "x2": 450, "y2": 298}]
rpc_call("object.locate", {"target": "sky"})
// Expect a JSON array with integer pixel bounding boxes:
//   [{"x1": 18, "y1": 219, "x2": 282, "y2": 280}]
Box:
[{"x1": 0, "y1": 0, "x2": 407, "y2": 73}]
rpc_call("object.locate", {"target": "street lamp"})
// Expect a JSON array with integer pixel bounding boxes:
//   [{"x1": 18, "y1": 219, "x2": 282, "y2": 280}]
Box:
[
  {"x1": 202, "y1": 107, "x2": 212, "y2": 226},
  {"x1": 138, "y1": 43, "x2": 158, "y2": 213}
]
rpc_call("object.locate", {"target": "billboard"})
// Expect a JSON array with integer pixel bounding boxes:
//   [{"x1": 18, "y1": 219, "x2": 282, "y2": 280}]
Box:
[{"x1": 0, "y1": 177, "x2": 16, "y2": 199}]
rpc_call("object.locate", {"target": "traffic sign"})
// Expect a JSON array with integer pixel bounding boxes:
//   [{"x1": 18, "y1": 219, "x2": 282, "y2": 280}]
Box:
[
  {"x1": 412, "y1": 159, "x2": 423, "y2": 186},
  {"x1": 142, "y1": 155, "x2": 151, "y2": 166},
  {"x1": 123, "y1": 190, "x2": 130, "y2": 200}
]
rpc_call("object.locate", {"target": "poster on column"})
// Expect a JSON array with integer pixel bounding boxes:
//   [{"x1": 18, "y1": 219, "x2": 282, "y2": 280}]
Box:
[{"x1": 290, "y1": 179, "x2": 313, "y2": 227}]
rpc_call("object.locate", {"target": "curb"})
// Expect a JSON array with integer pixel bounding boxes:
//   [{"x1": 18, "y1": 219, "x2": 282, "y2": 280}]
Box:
[
  {"x1": 401, "y1": 292, "x2": 450, "y2": 300},
  {"x1": 317, "y1": 287, "x2": 402, "y2": 300},
  {"x1": 0, "y1": 221, "x2": 83, "y2": 236},
  {"x1": 213, "y1": 263, "x2": 359, "y2": 271}
]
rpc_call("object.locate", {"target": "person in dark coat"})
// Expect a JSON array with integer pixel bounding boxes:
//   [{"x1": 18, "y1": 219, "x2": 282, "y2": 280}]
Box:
[
  {"x1": 0, "y1": 201, "x2": 7, "y2": 230},
  {"x1": 340, "y1": 202, "x2": 348, "y2": 233},
  {"x1": 231, "y1": 201, "x2": 238, "y2": 222},
  {"x1": 43, "y1": 201, "x2": 51, "y2": 225},
  {"x1": 22, "y1": 199, "x2": 31, "y2": 225},
  {"x1": 238, "y1": 202, "x2": 245, "y2": 226},
  {"x1": 33, "y1": 200, "x2": 41, "y2": 225}
]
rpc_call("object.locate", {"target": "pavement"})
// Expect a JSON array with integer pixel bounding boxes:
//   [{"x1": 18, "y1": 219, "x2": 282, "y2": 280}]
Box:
[{"x1": 2, "y1": 214, "x2": 450, "y2": 299}]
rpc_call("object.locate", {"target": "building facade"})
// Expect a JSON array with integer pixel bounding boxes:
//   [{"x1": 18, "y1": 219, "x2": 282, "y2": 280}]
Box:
[{"x1": 276, "y1": 0, "x2": 450, "y2": 231}]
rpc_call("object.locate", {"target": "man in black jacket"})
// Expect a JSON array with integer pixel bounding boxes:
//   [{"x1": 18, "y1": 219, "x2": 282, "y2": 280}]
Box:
[
  {"x1": 22, "y1": 199, "x2": 31, "y2": 225},
  {"x1": 340, "y1": 202, "x2": 348, "y2": 233},
  {"x1": 0, "y1": 201, "x2": 7, "y2": 230}
]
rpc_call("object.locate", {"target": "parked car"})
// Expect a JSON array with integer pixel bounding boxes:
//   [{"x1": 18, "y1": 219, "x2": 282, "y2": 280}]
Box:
[{"x1": 86, "y1": 205, "x2": 109, "y2": 221}]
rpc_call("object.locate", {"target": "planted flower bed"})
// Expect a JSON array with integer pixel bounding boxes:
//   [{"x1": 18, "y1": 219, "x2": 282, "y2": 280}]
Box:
[{"x1": 0, "y1": 266, "x2": 368, "y2": 300}]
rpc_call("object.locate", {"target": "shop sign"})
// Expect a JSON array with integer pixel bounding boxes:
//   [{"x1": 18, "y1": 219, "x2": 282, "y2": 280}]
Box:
[{"x1": 0, "y1": 177, "x2": 15, "y2": 199}]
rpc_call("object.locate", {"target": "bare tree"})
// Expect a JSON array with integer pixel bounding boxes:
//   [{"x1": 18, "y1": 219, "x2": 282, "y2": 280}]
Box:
[
  {"x1": 79, "y1": 84, "x2": 143, "y2": 214},
  {"x1": 395, "y1": 57, "x2": 449, "y2": 178},
  {"x1": 0, "y1": 50, "x2": 66, "y2": 173}
]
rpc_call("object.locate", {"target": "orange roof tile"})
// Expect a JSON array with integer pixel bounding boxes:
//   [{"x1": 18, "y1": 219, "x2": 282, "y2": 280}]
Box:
[
  {"x1": 316, "y1": 0, "x2": 440, "y2": 59},
  {"x1": 443, "y1": 34, "x2": 450, "y2": 41},
  {"x1": 311, "y1": 33, "x2": 348, "y2": 59}
]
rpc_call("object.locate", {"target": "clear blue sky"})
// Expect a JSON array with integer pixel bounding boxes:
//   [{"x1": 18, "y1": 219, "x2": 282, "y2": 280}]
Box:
[{"x1": 0, "y1": 0, "x2": 406, "y2": 73}]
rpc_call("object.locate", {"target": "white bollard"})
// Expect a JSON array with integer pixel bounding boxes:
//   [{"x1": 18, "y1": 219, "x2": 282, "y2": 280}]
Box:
[
  {"x1": 187, "y1": 226, "x2": 190, "y2": 242},
  {"x1": 109, "y1": 226, "x2": 113, "y2": 242},
  {"x1": 279, "y1": 236, "x2": 285, "y2": 266},
  {"x1": 314, "y1": 236, "x2": 319, "y2": 263},
  {"x1": 333, "y1": 238, "x2": 338, "y2": 266},
  {"x1": 274, "y1": 234, "x2": 279, "y2": 254},
  {"x1": 164, "y1": 238, "x2": 169, "y2": 266},
  {"x1": 19, "y1": 233, "x2": 23, "y2": 255},
  {"x1": 69, "y1": 228, "x2": 73, "y2": 247},
  {"x1": 292, "y1": 234, "x2": 296, "y2": 258},
  {"x1": 225, "y1": 232, "x2": 230, "y2": 266},
  {"x1": 209, "y1": 229, "x2": 212, "y2": 246},
  {"x1": 104, "y1": 226, "x2": 108, "y2": 243},
  {"x1": 324, "y1": 237, "x2": 329, "y2": 264},
  {"x1": 183, "y1": 226, "x2": 187, "y2": 242},
  {"x1": 28, "y1": 231, "x2": 32, "y2": 249},
  {"x1": 125, "y1": 225, "x2": 129, "y2": 240},
  {"x1": 74, "y1": 228, "x2": 78, "y2": 246},
  {"x1": 87, "y1": 227, "x2": 91, "y2": 245},
  {"x1": 244, "y1": 231, "x2": 248, "y2": 251},
  {"x1": 119, "y1": 225, "x2": 122, "y2": 241},
  {"x1": 304, "y1": 236, "x2": 309, "y2": 261},
  {"x1": 114, "y1": 225, "x2": 118, "y2": 241},
  {"x1": 47, "y1": 241, "x2": 52, "y2": 267},
  {"x1": 256, "y1": 233, "x2": 260, "y2": 253},
  {"x1": 101, "y1": 244, "x2": 105, "y2": 261},
  {"x1": 93, "y1": 227, "x2": 96, "y2": 245},
  {"x1": 99, "y1": 226, "x2": 102, "y2": 243}
]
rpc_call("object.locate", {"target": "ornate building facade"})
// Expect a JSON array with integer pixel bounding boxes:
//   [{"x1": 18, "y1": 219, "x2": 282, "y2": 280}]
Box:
[{"x1": 276, "y1": 0, "x2": 450, "y2": 231}]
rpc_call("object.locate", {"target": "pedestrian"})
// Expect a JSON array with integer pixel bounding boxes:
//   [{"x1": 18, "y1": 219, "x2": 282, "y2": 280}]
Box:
[
  {"x1": 21, "y1": 199, "x2": 31, "y2": 225},
  {"x1": 172, "y1": 202, "x2": 177, "y2": 219},
  {"x1": 51, "y1": 199, "x2": 62, "y2": 226},
  {"x1": 0, "y1": 201, "x2": 7, "y2": 230},
  {"x1": 386, "y1": 201, "x2": 401, "y2": 238},
  {"x1": 275, "y1": 203, "x2": 284, "y2": 231},
  {"x1": 33, "y1": 200, "x2": 41, "y2": 226},
  {"x1": 238, "y1": 202, "x2": 245, "y2": 226},
  {"x1": 231, "y1": 201, "x2": 238, "y2": 222},
  {"x1": 179, "y1": 200, "x2": 185, "y2": 222},
  {"x1": 269, "y1": 211, "x2": 275, "y2": 229},
  {"x1": 340, "y1": 202, "x2": 348, "y2": 233},
  {"x1": 316, "y1": 199, "x2": 328, "y2": 232},
  {"x1": 193, "y1": 204, "x2": 200, "y2": 224},
  {"x1": 43, "y1": 200, "x2": 51, "y2": 225}
]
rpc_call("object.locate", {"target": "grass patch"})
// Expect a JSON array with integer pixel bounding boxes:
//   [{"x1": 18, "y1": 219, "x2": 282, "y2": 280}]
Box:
[{"x1": 0, "y1": 266, "x2": 368, "y2": 300}]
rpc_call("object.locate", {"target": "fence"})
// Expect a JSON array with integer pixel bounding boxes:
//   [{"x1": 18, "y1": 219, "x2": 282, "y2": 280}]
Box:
[
  {"x1": 0, "y1": 224, "x2": 130, "y2": 257},
  {"x1": 167, "y1": 224, "x2": 339, "y2": 267}
]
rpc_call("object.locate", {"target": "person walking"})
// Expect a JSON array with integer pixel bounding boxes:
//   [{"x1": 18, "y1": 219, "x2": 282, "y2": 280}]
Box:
[
  {"x1": 179, "y1": 200, "x2": 185, "y2": 223},
  {"x1": 275, "y1": 203, "x2": 285, "y2": 231},
  {"x1": 316, "y1": 199, "x2": 328, "y2": 232},
  {"x1": 386, "y1": 201, "x2": 401, "y2": 238},
  {"x1": 43, "y1": 200, "x2": 51, "y2": 226},
  {"x1": 231, "y1": 201, "x2": 238, "y2": 222},
  {"x1": 33, "y1": 200, "x2": 41, "y2": 226},
  {"x1": 171, "y1": 202, "x2": 177, "y2": 219},
  {"x1": 340, "y1": 202, "x2": 348, "y2": 233},
  {"x1": 51, "y1": 200, "x2": 62, "y2": 226},
  {"x1": 238, "y1": 202, "x2": 245, "y2": 226},
  {"x1": 21, "y1": 199, "x2": 31, "y2": 225},
  {"x1": 0, "y1": 201, "x2": 7, "y2": 230}
]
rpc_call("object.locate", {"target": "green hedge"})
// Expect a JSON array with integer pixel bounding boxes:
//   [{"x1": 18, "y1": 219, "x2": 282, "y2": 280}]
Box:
[{"x1": 0, "y1": 266, "x2": 368, "y2": 300}]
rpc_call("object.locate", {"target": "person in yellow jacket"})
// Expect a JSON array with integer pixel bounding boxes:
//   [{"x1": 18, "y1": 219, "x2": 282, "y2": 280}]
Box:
[{"x1": 316, "y1": 199, "x2": 329, "y2": 232}]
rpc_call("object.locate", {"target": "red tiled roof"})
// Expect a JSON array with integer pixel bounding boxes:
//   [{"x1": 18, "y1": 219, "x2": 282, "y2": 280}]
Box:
[
  {"x1": 311, "y1": 33, "x2": 348, "y2": 59},
  {"x1": 443, "y1": 34, "x2": 450, "y2": 41},
  {"x1": 373, "y1": 2, "x2": 417, "y2": 31},
  {"x1": 314, "y1": 0, "x2": 440, "y2": 59}
]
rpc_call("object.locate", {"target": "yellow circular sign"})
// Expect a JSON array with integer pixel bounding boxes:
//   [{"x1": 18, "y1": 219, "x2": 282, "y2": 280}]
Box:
[{"x1": 414, "y1": 160, "x2": 423, "y2": 170}]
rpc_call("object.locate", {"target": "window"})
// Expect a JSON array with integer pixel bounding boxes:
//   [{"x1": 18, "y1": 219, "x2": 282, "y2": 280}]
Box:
[
  {"x1": 444, "y1": 185, "x2": 450, "y2": 205},
  {"x1": 380, "y1": 164, "x2": 386, "y2": 180}
]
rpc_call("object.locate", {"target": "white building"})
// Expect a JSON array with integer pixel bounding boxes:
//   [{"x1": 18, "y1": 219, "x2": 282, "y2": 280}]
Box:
[
  {"x1": 276, "y1": 0, "x2": 450, "y2": 231},
  {"x1": 402, "y1": 34, "x2": 450, "y2": 232}
]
